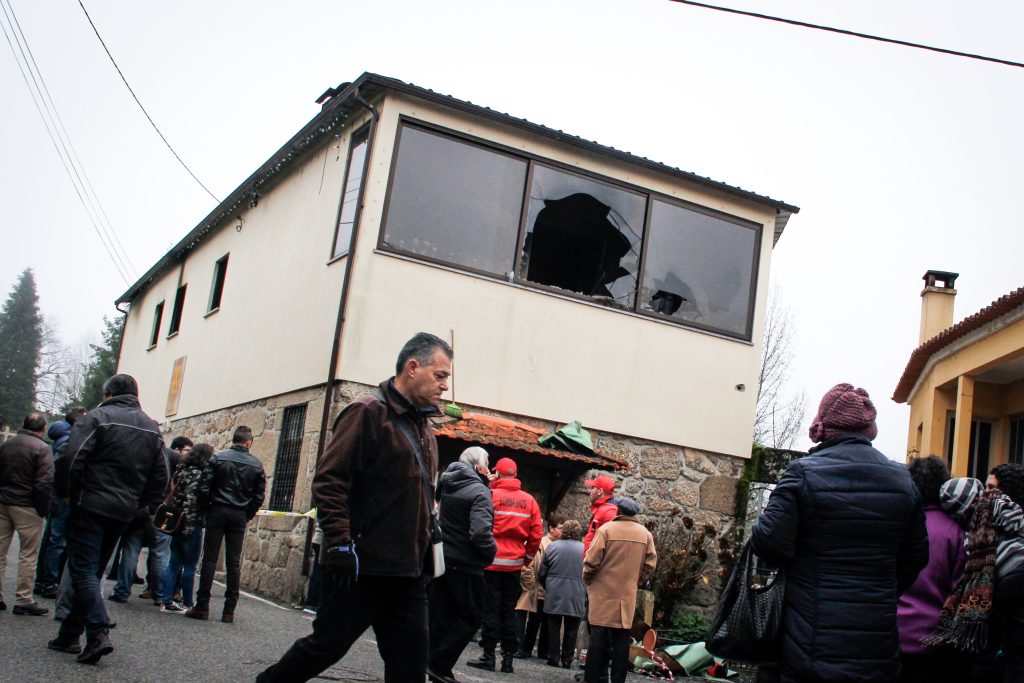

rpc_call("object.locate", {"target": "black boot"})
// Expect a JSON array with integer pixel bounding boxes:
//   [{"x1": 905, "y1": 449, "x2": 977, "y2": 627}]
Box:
[
  {"x1": 500, "y1": 655, "x2": 514, "y2": 674},
  {"x1": 77, "y1": 629, "x2": 113, "y2": 664},
  {"x1": 467, "y1": 650, "x2": 496, "y2": 672}
]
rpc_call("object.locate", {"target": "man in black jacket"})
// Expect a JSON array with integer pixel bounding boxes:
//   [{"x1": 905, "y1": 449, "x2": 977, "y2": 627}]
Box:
[
  {"x1": 48, "y1": 374, "x2": 167, "y2": 665},
  {"x1": 187, "y1": 425, "x2": 265, "y2": 624},
  {"x1": 751, "y1": 383, "x2": 929, "y2": 683},
  {"x1": 428, "y1": 446, "x2": 498, "y2": 683},
  {"x1": 0, "y1": 412, "x2": 54, "y2": 616}
]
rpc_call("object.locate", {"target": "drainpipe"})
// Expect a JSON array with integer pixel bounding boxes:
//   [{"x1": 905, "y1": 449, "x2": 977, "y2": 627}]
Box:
[{"x1": 303, "y1": 88, "x2": 379, "y2": 577}]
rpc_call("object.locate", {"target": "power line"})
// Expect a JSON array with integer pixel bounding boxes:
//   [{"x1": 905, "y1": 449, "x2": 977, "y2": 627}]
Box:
[
  {"x1": 0, "y1": 0, "x2": 134, "y2": 284},
  {"x1": 668, "y1": 0, "x2": 1024, "y2": 69},
  {"x1": 5, "y1": 0, "x2": 136, "y2": 278},
  {"x1": 77, "y1": 0, "x2": 221, "y2": 202}
]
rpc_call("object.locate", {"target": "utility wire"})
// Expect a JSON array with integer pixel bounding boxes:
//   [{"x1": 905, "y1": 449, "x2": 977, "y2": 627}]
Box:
[
  {"x1": 5, "y1": 0, "x2": 136, "y2": 278},
  {"x1": 668, "y1": 0, "x2": 1024, "y2": 69},
  {"x1": 77, "y1": 0, "x2": 221, "y2": 202},
  {"x1": 0, "y1": 1, "x2": 133, "y2": 284}
]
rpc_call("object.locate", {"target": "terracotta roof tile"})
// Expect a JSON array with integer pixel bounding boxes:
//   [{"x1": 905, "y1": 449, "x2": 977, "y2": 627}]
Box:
[
  {"x1": 434, "y1": 412, "x2": 629, "y2": 471},
  {"x1": 893, "y1": 286, "x2": 1024, "y2": 403}
]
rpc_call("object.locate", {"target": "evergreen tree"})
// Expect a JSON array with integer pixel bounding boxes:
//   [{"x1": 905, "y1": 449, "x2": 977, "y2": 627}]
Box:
[
  {"x1": 72, "y1": 315, "x2": 124, "y2": 409},
  {"x1": 0, "y1": 269, "x2": 43, "y2": 428}
]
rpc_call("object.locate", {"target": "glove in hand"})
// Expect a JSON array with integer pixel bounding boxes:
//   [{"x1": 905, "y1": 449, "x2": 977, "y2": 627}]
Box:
[{"x1": 323, "y1": 543, "x2": 359, "y2": 592}]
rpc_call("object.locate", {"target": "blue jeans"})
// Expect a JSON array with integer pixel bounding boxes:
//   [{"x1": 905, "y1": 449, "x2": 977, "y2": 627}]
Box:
[
  {"x1": 162, "y1": 530, "x2": 203, "y2": 606},
  {"x1": 114, "y1": 528, "x2": 171, "y2": 600},
  {"x1": 58, "y1": 509, "x2": 126, "y2": 638},
  {"x1": 36, "y1": 497, "x2": 69, "y2": 587}
]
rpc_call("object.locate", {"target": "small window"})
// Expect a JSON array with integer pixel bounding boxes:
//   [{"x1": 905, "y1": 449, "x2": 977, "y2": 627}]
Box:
[
  {"x1": 208, "y1": 254, "x2": 229, "y2": 312},
  {"x1": 268, "y1": 404, "x2": 308, "y2": 511},
  {"x1": 640, "y1": 198, "x2": 759, "y2": 338},
  {"x1": 149, "y1": 302, "x2": 164, "y2": 348},
  {"x1": 168, "y1": 284, "x2": 187, "y2": 336},
  {"x1": 1010, "y1": 417, "x2": 1024, "y2": 465},
  {"x1": 520, "y1": 164, "x2": 645, "y2": 309},
  {"x1": 381, "y1": 125, "x2": 527, "y2": 276},
  {"x1": 331, "y1": 128, "x2": 370, "y2": 259}
]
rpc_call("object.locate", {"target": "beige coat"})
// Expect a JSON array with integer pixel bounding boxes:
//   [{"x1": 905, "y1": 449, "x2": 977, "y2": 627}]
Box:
[
  {"x1": 516, "y1": 533, "x2": 556, "y2": 612},
  {"x1": 583, "y1": 515, "x2": 657, "y2": 629}
]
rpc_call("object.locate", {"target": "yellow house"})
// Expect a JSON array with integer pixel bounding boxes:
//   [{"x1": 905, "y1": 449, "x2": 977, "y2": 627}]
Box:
[{"x1": 895, "y1": 270, "x2": 1024, "y2": 476}]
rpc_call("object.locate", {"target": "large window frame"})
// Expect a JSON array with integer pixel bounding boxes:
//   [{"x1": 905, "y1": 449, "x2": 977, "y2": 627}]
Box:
[
  {"x1": 378, "y1": 118, "x2": 763, "y2": 341},
  {"x1": 329, "y1": 125, "x2": 371, "y2": 261},
  {"x1": 167, "y1": 284, "x2": 187, "y2": 338}
]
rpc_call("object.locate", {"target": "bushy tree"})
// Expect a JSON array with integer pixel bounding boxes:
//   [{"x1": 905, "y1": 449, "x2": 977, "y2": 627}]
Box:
[
  {"x1": 69, "y1": 315, "x2": 124, "y2": 410},
  {"x1": 0, "y1": 269, "x2": 43, "y2": 428}
]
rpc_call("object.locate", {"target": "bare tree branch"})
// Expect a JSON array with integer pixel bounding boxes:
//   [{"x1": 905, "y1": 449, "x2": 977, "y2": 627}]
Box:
[{"x1": 754, "y1": 288, "x2": 808, "y2": 448}]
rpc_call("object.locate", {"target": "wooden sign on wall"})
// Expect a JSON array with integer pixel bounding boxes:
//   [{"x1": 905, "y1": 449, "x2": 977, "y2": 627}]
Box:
[{"x1": 166, "y1": 356, "x2": 186, "y2": 417}]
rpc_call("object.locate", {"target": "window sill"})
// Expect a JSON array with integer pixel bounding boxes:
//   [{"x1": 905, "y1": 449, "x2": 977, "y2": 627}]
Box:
[
  {"x1": 166, "y1": 331, "x2": 179, "y2": 340},
  {"x1": 146, "y1": 344, "x2": 157, "y2": 352},
  {"x1": 204, "y1": 307, "x2": 220, "y2": 319},
  {"x1": 326, "y1": 252, "x2": 349, "y2": 266}
]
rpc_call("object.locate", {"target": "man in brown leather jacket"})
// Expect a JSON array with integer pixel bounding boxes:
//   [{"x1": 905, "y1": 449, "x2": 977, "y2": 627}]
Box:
[{"x1": 258, "y1": 332, "x2": 453, "y2": 683}]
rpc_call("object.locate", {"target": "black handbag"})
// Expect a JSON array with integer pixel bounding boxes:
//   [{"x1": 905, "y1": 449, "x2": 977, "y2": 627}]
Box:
[
  {"x1": 706, "y1": 540, "x2": 785, "y2": 664},
  {"x1": 152, "y1": 477, "x2": 185, "y2": 536}
]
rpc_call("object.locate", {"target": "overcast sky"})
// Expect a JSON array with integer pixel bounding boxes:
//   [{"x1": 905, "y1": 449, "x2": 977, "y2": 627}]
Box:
[{"x1": 2, "y1": 1, "x2": 1022, "y2": 460}]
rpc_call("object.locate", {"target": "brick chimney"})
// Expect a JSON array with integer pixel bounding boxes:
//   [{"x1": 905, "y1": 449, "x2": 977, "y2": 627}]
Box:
[{"x1": 919, "y1": 270, "x2": 958, "y2": 344}]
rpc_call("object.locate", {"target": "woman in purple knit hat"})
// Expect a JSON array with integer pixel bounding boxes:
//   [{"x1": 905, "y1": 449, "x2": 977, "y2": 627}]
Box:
[{"x1": 896, "y1": 455, "x2": 969, "y2": 682}]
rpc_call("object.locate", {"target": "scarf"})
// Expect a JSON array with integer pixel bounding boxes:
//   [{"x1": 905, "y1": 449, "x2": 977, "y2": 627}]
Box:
[{"x1": 921, "y1": 487, "x2": 999, "y2": 653}]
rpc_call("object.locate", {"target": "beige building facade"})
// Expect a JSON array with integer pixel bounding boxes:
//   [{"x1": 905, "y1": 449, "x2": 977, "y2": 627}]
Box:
[
  {"x1": 896, "y1": 270, "x2": 1024, "y2": 477},
  {"x1": 115, "y1": 73, "x2": 799, "y2": 603}
]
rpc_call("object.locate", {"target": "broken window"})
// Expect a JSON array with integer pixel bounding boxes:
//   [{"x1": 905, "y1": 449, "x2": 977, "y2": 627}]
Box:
[
  {"x1": 382, "y1": 126, "x2": 527, "y2": 276},
  {"x1": 520, "y1": 165, "x2": 645, "y2": 309},
  {"x1": 640, "y1": 198, "x2": 759, "y2": 338}
]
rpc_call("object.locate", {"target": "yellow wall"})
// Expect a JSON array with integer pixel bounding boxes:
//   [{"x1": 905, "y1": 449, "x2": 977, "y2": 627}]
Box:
[
  {"x1": 906, "y1": 314, "x2": 1024, "y2": 468},
  {"x1": 118, "y1": 118, "x2": 368, "y2": 420}
]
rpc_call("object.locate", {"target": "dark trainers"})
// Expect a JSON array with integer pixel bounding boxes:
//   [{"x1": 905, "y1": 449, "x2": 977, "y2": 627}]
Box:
[
  {"x1": 108, "y1": 593, "x2": 128, "y2": 603},
  {"x1": 466, "y1": 654, "x2": 495, "y2": 672},
  {"x1": 500, "y1": 657, "x2": 514, "y2": 674},
  {"x1": 77, "y1": 630, "x2": 113, "y2": 664},
  {"x1": 40, "y1": 585, "x2": 59, "y2": 600},
  {"x1": 13, "y1": 602, "x2": 49, "y2": 616},
  {"x1": 0, "y1": 600, "x2": 7, "y2": 610},
  {"x1": 184, "y1": 607, "x2": 209, "y2": 620},
  {"x1": 48, "y1": 636, "x2": 82, "y2": 654},
  {"x1": 160, "y1": 602, "x2": 186, "y2": 613}
]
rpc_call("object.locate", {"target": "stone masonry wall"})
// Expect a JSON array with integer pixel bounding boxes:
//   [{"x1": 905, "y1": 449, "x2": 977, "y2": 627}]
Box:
[{"x1": 164, "y1": 380, "x2": 746, "y2": 609}]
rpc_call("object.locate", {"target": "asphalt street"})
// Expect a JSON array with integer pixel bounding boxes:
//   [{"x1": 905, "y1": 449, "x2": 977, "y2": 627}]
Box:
[{"x1": 1, "y1": 540, "x2": 598, "y2": 682}]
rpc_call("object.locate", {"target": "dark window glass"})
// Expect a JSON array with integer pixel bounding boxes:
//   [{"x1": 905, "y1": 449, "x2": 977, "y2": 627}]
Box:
[
  {"x1": 1010, "y1": 418, "x2": 1024, "y2": 465},
  {"x1": 520, "y1": 165, "x2": 645, "y2": 309},
  {"x1": 268, "y1": 404, "x2": 308, "y2": 511},
  {"x1": 382, "y1": 126, "x2": 527, "y2": 276},
  {"x1": 168, "y1": 285, "x2": 187, "y2": 336},
  {"x1": 967, "y1": 420, "x2": 992, "y2": 480},
  {"x1": 332, "y1": 129, "x2": 369, "y2": 259},
  {"x1": 208, "y1": 254, "x2": 229, "y2": 312},
  {"x1": 149, "y1": 302, "x2": 164, "y2": 347},
  {"x1": 640, "y1": 199, "x2": 758, "y2": 338}
]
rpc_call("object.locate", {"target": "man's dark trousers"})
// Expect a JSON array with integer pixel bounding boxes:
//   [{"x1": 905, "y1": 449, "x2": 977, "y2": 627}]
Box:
[
  {"x1": 58, "y1": 510, "x2": 127, "y2": 638},
  {"x1": 583, "y1": 625, "x2": 630, "y2": 683},
  {"x1": 258, "y1": 574, "x2": 428, "y2": 683},
  {"x1": 429, "y1": 568, "x2": 486, "y2": 675},
  {"x1": 479, "y1": 569, "x2": 521, "y2": 656},
  {"x1": 195, "y1": 504, "x2": 247, "y2": 614}
]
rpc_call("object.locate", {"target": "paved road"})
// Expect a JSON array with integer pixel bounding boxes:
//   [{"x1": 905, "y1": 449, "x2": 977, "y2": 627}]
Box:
[{"x1": 1, "y1": 540, "x2": 595, "y2": 682}]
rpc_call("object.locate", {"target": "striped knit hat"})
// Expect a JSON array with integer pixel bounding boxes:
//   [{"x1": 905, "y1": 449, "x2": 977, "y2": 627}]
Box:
[
  {"x1": 808, "y1": 383, "x2": 878, "y2": 443},
  {"x1": 939, "y1": 477, "x2": 983, "y2": 523}
]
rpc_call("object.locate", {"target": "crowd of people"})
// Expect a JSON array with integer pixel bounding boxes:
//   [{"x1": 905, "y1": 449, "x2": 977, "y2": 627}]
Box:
[
  {"x1": 0, "y1": 374, "x2": 266, "y2": 666},
  {"x1": 5, "y1": 334, "x2": 1024, "y2": 683}
]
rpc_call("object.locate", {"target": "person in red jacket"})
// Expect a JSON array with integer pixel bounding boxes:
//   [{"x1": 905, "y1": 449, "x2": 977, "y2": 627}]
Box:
[
  {"x1": 583, "y1": 474, "x2": 618, "y2": 555},
  {"x1": 467, "y1": 458, "x2": 542, "y2": 675}
]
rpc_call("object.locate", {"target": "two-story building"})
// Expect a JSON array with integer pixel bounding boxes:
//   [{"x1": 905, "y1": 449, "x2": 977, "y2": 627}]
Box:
[{"x1": 114, "y1": 73, "x2": 799, "y2": 604}]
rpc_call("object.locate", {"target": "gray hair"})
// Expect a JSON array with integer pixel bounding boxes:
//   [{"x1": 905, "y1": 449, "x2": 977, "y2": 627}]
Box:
[
  {"x1": 395, "y1": 332, "x2": 453, "y2": 375},
  {"x1": 459, "y1": 446, "x2": 489, "y2": 469}
]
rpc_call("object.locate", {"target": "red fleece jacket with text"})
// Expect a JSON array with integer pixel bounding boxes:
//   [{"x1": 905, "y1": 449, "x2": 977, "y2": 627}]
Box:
[{"x1": 485, "y1": 477, "x2": 542, "y2": 572}]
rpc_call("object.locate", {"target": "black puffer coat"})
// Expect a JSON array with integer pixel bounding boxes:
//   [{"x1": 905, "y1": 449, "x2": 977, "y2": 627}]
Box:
[
  {"x1": 750, "y1": 434, "x2": 929, "y2": 683},
  {"x1": 436, "y1": 461, "x2": 496, "y2": 573}
]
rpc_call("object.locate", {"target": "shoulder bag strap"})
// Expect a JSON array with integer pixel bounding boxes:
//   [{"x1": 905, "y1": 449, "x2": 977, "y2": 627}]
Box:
[{"x1": 370, "y1": 390, "x2": 436, "y2": 511}]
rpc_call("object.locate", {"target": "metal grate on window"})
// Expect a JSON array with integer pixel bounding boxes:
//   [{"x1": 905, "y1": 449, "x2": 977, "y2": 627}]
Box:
[{"x1": 268, "y1": 403, "x2": 308, "y2": 511}]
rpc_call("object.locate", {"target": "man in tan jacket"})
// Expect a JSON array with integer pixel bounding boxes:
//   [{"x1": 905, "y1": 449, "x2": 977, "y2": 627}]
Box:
[{"x1": 582, "y1": 497, "x2": 656, "y2": 683}]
